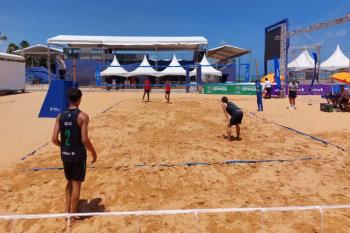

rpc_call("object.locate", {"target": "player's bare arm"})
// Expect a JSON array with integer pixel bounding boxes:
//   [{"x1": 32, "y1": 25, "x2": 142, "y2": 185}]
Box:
[
  {"x1": 52, "y1": 114, "x2": 61, "y2": 147},
  {"x1": 221, "y1": 103, "x2": 230, "y2": 120},
  {"x1": 79, "y1": 112, "x2": 97, "y2": 163}
]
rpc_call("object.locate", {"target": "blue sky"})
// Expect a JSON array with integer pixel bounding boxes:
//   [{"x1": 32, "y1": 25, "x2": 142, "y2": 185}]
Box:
[{"x1": 0, "y1": 0, "x2": 349, "y2": 65}]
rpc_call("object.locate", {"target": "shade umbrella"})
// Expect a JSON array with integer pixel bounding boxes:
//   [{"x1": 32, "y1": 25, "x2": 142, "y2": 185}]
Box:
[
  {"x1": 331, "y1": 72, "x2": 350, "y2": 84},
  {"x1": 260, "y1": 73, "x2": 285, "y2": 83}
]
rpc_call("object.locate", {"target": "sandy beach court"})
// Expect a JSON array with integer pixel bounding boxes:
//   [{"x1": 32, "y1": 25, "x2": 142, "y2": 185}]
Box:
[{"x1": 0, "y1": 91, "x2": 349, "y2": 232}]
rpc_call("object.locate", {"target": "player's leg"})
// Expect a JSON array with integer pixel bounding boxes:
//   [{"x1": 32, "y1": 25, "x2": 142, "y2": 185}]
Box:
[
  {"x1": 235, "y1": 124, "x2": 240, "y2": 139},
  {"x1": 70, "y1": 181, "x2": 82, "y2": 214},
  {"x1": 227, "y1": 125, "x2": 232, "y2": 141},
  {"x1": 142, "y1": 90, "x2": 146, "y2": 102},
  {"x1": 292, "y1": 97, "x2": 296, "y2": 108},
  {"x1": 65, "y1": 180, "x2": 72, "y2": 213}
]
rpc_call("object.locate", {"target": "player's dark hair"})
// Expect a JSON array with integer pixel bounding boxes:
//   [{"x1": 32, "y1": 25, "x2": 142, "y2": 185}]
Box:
[
  {"x1": 221, "y1": 96, "x2": 228, "y2": 103},
  {"x1": 67, "y1": 88, "x2": 82, "y2": 103}
]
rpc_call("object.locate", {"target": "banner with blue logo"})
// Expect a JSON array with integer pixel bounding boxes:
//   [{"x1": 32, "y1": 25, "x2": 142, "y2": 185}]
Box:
[
  {"x1": 244, "y1": 64, "x2": 250, "y2": 82},
  {"x1": 39, "y1": 80, "x2": 77, "y2": 118},
  {"x1": 309, "y1": 52, "x2": 318, "y2": 94},
  {"x1": 274, "y1": 58, "x2": 281, "y2": 90},
  {"x1": 95, "y1": 65, "x2": 101, "y2": 86},
  {"x1": 196, "y1": 64, "x2": 202, "y2": 85}
]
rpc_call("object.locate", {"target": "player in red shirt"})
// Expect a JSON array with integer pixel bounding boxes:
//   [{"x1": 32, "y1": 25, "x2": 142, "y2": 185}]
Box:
[
  {"x1": 165, "y1": 80, "x2": 171, "y2": 103},
  {"x1": 142, "y1": 78, "x2": 151, "y2": 102}
]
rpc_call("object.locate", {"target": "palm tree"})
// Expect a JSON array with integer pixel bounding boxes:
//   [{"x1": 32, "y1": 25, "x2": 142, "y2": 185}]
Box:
[
  {"x1": 7, "y1": 43, "x2": 19, "y2": 54},
  {"x1": 19, "y1": 40, "x2": 29, "y2": 49}
]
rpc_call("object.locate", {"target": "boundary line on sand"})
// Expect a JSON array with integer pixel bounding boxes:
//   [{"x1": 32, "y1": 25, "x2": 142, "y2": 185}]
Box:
[
  {"x1": 1, "y1": 203, "x2": 349, "y2": 220},
  {"x1": 249, "y1": 112, "x2": 346, "y2": 151},
  {"x1": 1, "y1": 203, "x2": 350, "y2": 233},
  {"x1": 26, "y1": 157, "x2": 317, "y2": 172}
]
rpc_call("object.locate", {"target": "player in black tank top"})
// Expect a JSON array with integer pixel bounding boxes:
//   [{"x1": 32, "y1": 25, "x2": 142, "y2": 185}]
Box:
[
  {"x1": 221, "y1": 96, "x2": 243, "y2": 141},
  {"x1": 52, "y1": 88, "x2": 97, "y2": 223},
  {"x1": 60, "y1": 108, "x2": 87, "y2": 162}
]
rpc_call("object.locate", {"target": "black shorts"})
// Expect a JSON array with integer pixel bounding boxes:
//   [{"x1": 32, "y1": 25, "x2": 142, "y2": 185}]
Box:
[
  {"x1": 229, "y1": 111, "x2": 243, "y2": 126},
  {"x1": 266, "y1": 87, "x2": 272, "y2": 94},
  {"x1": 59, "y1": 69, "x2": 66, "y2": 80},
  {"x1": 63, "y1": 159, "x2": 86, "y2": 182},
  {"x1": 289, "y1": 91, "x2": 297, "y2": 98},
  {"x1": 165, "y1": 91, "x2": 170, "y2": 94},
  {"x1": 144, "y1": 90, "x2": 150, "y2": 94}
]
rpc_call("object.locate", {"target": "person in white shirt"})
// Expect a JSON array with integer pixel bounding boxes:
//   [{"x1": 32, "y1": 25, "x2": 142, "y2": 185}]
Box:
[
  {"x1": 57, "y1": 54, "x2": 66, "y2": 80},
  {"x1": 288, "y1": 79, "x2": 299, "y2": 109},
  {"x1": 264, "y1": 78, "x2": 272, "y2": 99}
]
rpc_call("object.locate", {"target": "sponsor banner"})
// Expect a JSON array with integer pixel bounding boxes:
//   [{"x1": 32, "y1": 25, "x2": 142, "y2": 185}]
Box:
[
  {"x1": 271, "y1": 84, "x2": 332, "y2": 96},
  {"x1": 204, "y1": 83, "x2": 256, "y2": 95}
]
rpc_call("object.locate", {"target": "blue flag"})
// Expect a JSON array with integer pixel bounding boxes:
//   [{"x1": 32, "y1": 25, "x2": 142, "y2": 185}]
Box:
[
  {"x1": 39, "y1": 80, "x2": 77, "y2": 118},
  {"x1": 274, "y1": 58, "x2": 281, "y2": 90},
  {"x1": 309, "y1": 52, "x2": 318, "y2": 94},
  {"x1": 95, "y1": 65, "x2": 101, "y2": 86}
]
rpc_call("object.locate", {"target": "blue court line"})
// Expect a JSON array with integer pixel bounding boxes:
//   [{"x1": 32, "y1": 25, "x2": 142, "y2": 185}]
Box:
[
  {"x1": 20, "y1": 142, "x2": 49, "y2": 161},
  {"x1": 100, "y1": 102, "x2": 122, "y2": 114},
  {"x1": 26, "y1": 157, "x2": 318, "y2": 172},
  {"x1": 249, "y1": 112, "x2": 346, "y2": 151}
]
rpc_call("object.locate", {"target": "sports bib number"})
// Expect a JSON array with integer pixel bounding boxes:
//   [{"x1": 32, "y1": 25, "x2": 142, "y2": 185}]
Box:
[{"x1": 64, "y1": 129, "x2": 71, "y2": 146}]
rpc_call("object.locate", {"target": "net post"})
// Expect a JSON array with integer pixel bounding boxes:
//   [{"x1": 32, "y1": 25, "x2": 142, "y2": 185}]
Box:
[{"x1": 186, "y1": 65, "x2": 190, "y2": 93}]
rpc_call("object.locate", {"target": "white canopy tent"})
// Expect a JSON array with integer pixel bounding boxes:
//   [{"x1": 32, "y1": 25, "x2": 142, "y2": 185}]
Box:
[
  {"x1": 100, "y1": 56, "x2": 129, "y2": 77},
  {"x1": 129, "y1": 55, "x2": 159, "y2": 77},
  {"x1": 288, "y1": 50, "x2": 315, "y2": 71},
  {"x1": 190, "y1": 54, "x2": 222, "y2": 76},
  {"x1": 158, "y1": 54, "x2": 186, "y2": 77},
  {"x1": 320, "y1": 45, "x2": 350, "y2": 71}
]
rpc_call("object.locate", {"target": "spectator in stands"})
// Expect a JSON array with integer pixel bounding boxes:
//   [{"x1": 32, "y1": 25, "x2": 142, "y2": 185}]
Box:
[
  {"x1": 264, "y1": 78, "x2": 272, "y2": 99},
  {"x1": 57, "y1": 54, "x2": 66, "y2": 80},
  {"x1": 336, "y1": 85, "x2": 349, "y2": 110},
  {"x1": 131, "y1": 77, "x2": 136, "y2": 89}
]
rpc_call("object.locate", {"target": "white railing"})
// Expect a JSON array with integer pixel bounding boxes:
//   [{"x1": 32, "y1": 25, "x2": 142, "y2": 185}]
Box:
[{"x1": 2, "y1": 204, "x2": 350, "y2": 233}]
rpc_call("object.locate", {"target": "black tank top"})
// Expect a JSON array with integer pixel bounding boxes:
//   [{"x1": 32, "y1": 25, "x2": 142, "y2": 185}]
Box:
[
  {"x1": 59, "y1": 108, "x2": 87, "y2": 162},
  {"x1": 226, "y1": 102, "x2": 240, "y2": 116}
]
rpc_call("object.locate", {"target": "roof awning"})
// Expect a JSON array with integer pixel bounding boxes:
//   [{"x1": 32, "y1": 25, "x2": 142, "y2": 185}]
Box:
[
  {"x1": 47, "y1": 35, "x2": 208, "y2": 51},
  {"x1": 14, "y1": 44, "x2": 62, "y2": 56},
  {"x1": 207, "y1": 45, "x2": 250, "y2": 60},
  {"x1": 0, "y1": 52, "x2": 25, "y2": 61}
]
